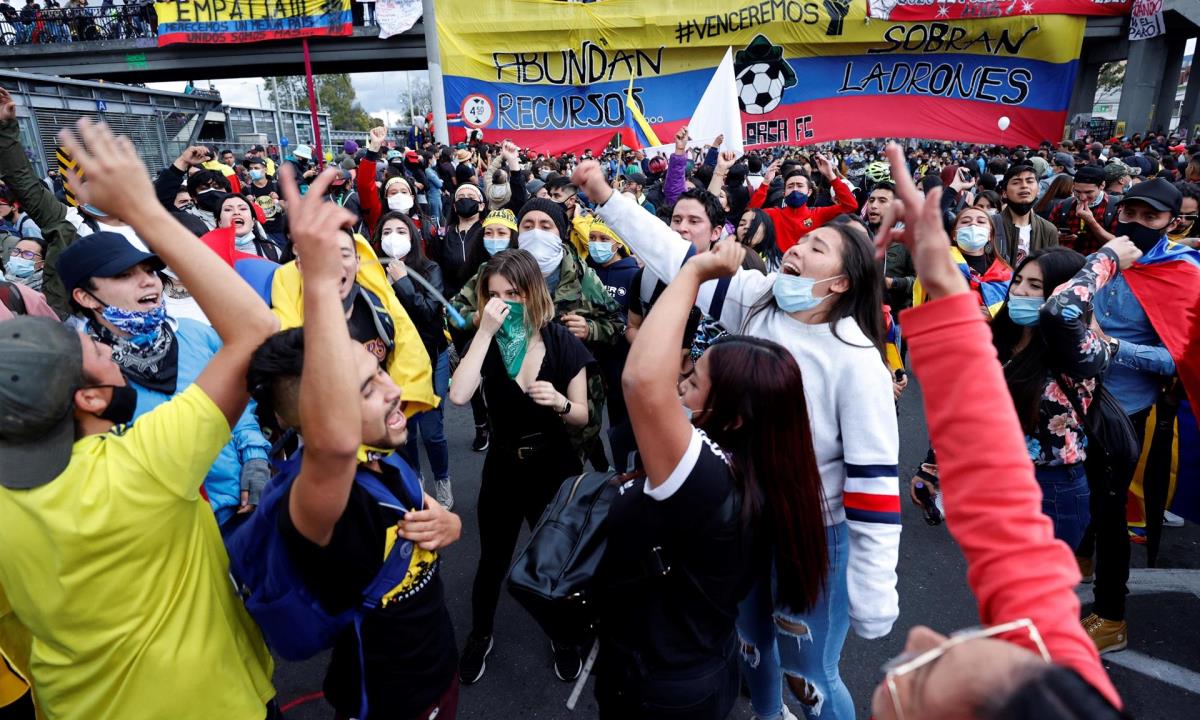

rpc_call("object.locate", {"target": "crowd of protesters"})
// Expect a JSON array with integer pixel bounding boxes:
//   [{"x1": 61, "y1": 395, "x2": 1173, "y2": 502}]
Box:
[{"x1": 0, "y1": 73, "x2": 1198, "y2": 720}]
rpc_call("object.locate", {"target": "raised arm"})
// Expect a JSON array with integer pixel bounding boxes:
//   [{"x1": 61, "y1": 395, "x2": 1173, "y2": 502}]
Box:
[
  {"x1": 358, "y1": 127, "x2": 386, "y2": 235},
  {"x1": 1039, "y1": 242, "x2": 1136, "y2": 378},
  {"x1": 663, "y1": 127, "x2": 690, "y2": 208},
  {"x1": 878, "y1": 143, "x2": 1121, "y2": 708},
  {"x1": 58, "y1": 119, "x2": 280, "y2": 428},
  {"x1": 624, "y1": 239, "x2": 745, "y2": 488},
  {"x1": 282, "y1": 163, "x2": 364, "y2": 547}
]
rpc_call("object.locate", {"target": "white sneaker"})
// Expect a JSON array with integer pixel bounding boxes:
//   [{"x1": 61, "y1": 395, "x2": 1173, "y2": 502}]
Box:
[
  {"x1": 435, "y1": 479, "x2": 454, "y2": 511},
  {"x1": 1163, "y1": 510, "x2": 1185, "y2": 528}
]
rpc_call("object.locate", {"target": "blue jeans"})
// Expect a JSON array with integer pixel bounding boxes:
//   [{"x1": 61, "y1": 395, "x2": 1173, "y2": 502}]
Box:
[
  {"x1": 1036, "y1": 463, "x2": 1090, "y2": 551},
  {"x1": 400, "y1": 349, "x2": 450, "y2": 481},
  {"x1": 736, "y1": 522, "x2": 854, "y2": 720}
]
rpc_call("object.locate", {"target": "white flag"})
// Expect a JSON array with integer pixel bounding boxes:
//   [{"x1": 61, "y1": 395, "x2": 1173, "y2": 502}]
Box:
[
  {"x1": 643, "y1": 48, "x2": 744, "y2": 158},
  {"x1": 376, "y1": 0, "x2": 423, "y2": 40}
]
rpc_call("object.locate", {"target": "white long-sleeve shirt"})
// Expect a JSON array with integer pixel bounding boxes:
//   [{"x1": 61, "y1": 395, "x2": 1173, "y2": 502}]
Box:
[{"x1": 598, "y1": 190, "x2": 901, "y2": 638}]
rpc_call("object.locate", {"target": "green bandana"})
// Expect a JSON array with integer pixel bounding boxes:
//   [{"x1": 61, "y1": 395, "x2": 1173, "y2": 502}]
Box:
[{"x1": 495, "y1": 300, "x2": 529, "y2": 379}]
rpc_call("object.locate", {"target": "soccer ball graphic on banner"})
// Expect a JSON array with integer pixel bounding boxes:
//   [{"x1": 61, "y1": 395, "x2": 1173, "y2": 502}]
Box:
[
  {"x1": 733, "y1": 35, "x2": 798, "y2": 115},
  {"x1": 737, "y1": 63, "x2": 789, "y2": 114}
]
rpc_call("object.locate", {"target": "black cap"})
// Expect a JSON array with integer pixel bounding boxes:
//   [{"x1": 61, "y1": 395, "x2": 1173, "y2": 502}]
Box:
[
  {"x1": 56, "y1": 231, "x2": 164, "y2": 296},
  {"x1": 243, "y1": 156, "x2": 266, "y2": 168},
  {"x1": 0, "y1": 317, "x2": 83, "y2": 489},
  {"x1": 1117, "y1": 178, "x2": 1182, "y2": 215},
  {"x1": 250, "y1": 144, "x2": 265, "y2": 153},
  {"x1": 1073, "y1": 165, "x2": 1105, "y2": 186},
  {"x1": 626, "y1": 173, "x2": 648, "y2": 186}
]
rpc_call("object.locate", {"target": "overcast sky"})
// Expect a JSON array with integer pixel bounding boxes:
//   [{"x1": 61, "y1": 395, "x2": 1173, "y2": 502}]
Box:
[{"x1": 148, "y1": 72, "x2": 427, "y2": 126}]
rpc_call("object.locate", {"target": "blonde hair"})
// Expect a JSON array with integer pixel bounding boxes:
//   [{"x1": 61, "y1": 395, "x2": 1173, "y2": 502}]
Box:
[{"x1": 476, "y1": 249, "x2": 554, "y2": 333}]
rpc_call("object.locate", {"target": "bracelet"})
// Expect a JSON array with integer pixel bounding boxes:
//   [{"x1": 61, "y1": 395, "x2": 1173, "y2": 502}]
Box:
[{"x1": 557, "y1": 399, "x2": 572, "y2": 416}]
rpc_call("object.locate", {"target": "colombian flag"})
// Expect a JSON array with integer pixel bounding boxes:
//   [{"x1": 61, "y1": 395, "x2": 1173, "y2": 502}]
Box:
[
  {"x1": 1123, "y1": 240, "x2": 1200, "y2": 540},
  {"x1": 913, "y1": 247, "x2": 1012, "y2": 317},
  {"x1": 624, "y1": 77, "x2": 660, "y2": 152},
  {"x1": 155, "y1": 0, "x2": 352, "y2": 46}
]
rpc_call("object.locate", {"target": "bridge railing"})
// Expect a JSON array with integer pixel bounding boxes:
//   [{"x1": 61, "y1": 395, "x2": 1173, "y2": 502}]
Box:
[{"x1": 0, "y1": 4, "x2": 381, "y2": 47}]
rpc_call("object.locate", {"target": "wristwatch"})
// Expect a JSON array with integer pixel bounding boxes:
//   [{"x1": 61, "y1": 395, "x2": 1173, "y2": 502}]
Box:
[
  {"x1": 557, "y1": 400, "x2": 572, "y2": 415},
  {"x1": 1108, "y1": 337, "x2": 1120, "y2": 357}
]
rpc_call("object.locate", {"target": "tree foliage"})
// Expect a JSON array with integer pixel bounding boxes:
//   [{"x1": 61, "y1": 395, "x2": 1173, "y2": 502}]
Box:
[
  {"x1": 1097, "y1": 61, "x2": 1126, "y2": 93},
  {"x1": 265, "y1": 74, "x2": 375, "y2": 130}
]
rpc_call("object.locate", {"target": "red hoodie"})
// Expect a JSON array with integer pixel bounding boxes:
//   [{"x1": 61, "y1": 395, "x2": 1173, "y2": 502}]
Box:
[
  {"x1": 903, "y1": 291, "x2": 1121, "y2": 710},
  {"x1": 748, "y1": 175, "x2": 858, "y2": 251}
]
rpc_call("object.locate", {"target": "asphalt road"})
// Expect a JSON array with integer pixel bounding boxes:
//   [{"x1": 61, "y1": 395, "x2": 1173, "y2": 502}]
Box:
[{"x1": 275, "y1": 373, "x2": 1200, "y2": 719}]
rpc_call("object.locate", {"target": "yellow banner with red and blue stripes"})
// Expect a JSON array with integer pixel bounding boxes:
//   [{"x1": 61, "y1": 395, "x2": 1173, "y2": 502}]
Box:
[
  {"x1": 435, "y1": 0, "x2": 1086, "y2": 155},
  {"x1": 153, "y1": 0, "x2": 351, "y2": 46}
]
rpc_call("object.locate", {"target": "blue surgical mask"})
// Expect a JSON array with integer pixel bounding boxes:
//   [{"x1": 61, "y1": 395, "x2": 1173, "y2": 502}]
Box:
[
  {"x1": 588, "y1": 240, "x2": 614, "y2": 264},
  {"x1": 249, "y1": 169, "x2": 265, "y2": 181},
  {"x1": 772, "y1": 273, "x2": 843, "y2": 313},
  {"x1": 82, "y1": 203, "x2": 108, "y2": 219},
  {"x1": 483, "y1": 238, "x2": 509, "y2": 256},
  {"x1": 784, "y1": 191, "x2": 809, "y2": 209},
  {"x1": 5, "y1": 257, "x2": 37, "y2": 278},
  {"x1": 98, "y1": 302, "x2": 168, "y2": 347},
  {"x1": 955, "y1": 225, "x2": 990, "y2": 253},
  {"x1": 1006, "y1": 295, "x2": 1044, "y2": 326}
]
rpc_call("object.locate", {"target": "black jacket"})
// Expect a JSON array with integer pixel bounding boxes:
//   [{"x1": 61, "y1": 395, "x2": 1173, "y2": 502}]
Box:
[{"x1": 391, "y1": 261, "x2": 448, "y2": 363}]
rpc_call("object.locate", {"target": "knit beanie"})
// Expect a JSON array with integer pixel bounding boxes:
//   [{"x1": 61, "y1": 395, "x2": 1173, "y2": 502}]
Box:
[
  {"x1": 483, "y1": 208, "x2": 517, "y2": 232},
  {"x1": 517, "y1": 197, "x2": 567, "y2": 239}
]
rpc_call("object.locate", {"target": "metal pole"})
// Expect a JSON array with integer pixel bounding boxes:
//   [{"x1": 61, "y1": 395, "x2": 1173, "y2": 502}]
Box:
[
  {"x1": 302, "y1": 39, "x2": 324, "y2": 169},
  {"x1": 421, "y1": 0, "x2": 449, "y2": 144},
  {"x1": 406, "y1": 71, "x2": 415, "y2": 127}
]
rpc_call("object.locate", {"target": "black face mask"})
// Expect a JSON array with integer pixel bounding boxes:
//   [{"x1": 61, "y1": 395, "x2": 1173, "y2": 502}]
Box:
[
  {"x1": 1007, "y1": 200, "x2": 1034, "y2": 216},
  {"x1": 1114, "y1": 220, "x2": 1164, "y2": 253},
  {"x1": 85, "y1": 382, "x2": 138, "y2": 425},
  {"x1": 454, "y1": 198, "x2": 480, "y2": 218},
  {"x1": 195, "y1": 190, "x2": 223, "y2": 214}
]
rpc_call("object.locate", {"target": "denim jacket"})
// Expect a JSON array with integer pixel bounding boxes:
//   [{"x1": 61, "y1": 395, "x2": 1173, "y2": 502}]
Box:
[{"x1": 1094, "y1": 270, "x2": 1176, "y2": 415}]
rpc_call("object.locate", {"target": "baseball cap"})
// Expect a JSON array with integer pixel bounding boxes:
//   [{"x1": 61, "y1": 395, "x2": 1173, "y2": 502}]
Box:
[
  {"x1": 1053, "y1": 152, "x2": 1076, "y2": 176},
  {"x1": 1104, "y1": 160, "x2": 1138, "y2": 182},
  {"x1": 56, "y1": 231, "x2": 164, "y2": 297},
  {"x1": 526, "y1": 178, "x2": 546, "y2": 196},
  {"x1": 627, "y1": 172, "x2": 648, "y2": 186},
  {"x1": 1073, "y1": 165, "x2": 1105, "y2": 186},
  {"x1": 0, "y1": 317, "x2": 84, "y2": 489},
  {"x1": 249, "y1": 144, "x2": 266, "y2": 153},
  {"x1": 1116, "y1": 177, "x2": 1182, "y2": 215},
  {"x1": 292, "y1": 144, "x2": 313, "y2": 161},
  {"x1": 405, "y1": 150, "x2": 420, "y2": 163},
  {"x1": 386, "y1": 149, "x2": 403, "y2": 161},
  {"x1": 243, "y1": 155, "x2": 266, "y2": 168}
]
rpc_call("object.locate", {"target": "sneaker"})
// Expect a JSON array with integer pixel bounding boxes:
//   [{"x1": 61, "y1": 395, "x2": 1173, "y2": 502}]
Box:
[
  {"x1": 459, "y1": 633, "x2": 493, "y2": 685},
  {"x1": 551, "y1": 640, "x2": 582, "y2": 681},
  {"x1": 1082, "y1": 613, "x2": 1127, "y2": 654},
  {"x1": 1163, "y1": 510, "x2": 1185, "y2": 528},
  {"x1": 1077, "y1": 556, "x2": 1094, "y2": 584},
  {"x1": 471, "y1": 425, "x2": 490, "y2": 453},
  {"x1": 434, "y1": 478, "x2": 454, "y2": 511}
]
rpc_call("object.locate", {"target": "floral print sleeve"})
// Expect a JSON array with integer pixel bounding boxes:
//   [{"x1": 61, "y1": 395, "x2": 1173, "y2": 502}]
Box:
[
  {"x1": 1039, "y1": 247, "x2": 1118, "y2": 380},
  {"x1": 1028, "y1": 248, "x2": 1119, "y2": 467}
]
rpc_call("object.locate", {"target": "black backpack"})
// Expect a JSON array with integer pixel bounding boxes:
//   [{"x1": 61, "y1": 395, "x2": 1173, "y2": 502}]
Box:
[{"x1": 1057, "y1": 374, "x2": 1140, "y2": 495}]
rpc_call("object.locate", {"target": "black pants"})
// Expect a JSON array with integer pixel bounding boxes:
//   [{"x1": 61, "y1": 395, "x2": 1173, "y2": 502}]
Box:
[
  {"x1": 595, "y1": 648, "x2": 740, "y2": 720},
  {"x1": 470, "y1": 444, "x2": 581, "y2": 635},
  {"x1": 1077, "y1": 406, "x2": 1151, "y2": 622}
]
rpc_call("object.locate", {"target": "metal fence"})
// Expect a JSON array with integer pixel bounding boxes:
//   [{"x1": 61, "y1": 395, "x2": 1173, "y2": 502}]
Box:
[
  {"x1": 0, "y1": 5, "x2": 156, "y2": 45},
  {"x1": 0, "y1": 3, "x2": 384, "y2": 46}
]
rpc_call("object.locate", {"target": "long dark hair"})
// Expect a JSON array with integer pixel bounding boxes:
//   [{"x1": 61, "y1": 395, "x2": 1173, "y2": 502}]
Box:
[
  {"x1": 700, "y1": 336, "x2": 828, "y2": 612},
  {"x1": 1034, "y1": 174, "x2": 1073, "y2": 216},
  {"x1": 991, "y1": 247, "x2": 1086, "y2": 432},
  {"x1": 373, "y1": 210, "x2": 437, "y2": 284},
  {"x1": 739, "y1": 208, "x2": 781, "y2": 269},
  {"x1": 743, "y1": 216, "x2": 885, "y2": 359}
]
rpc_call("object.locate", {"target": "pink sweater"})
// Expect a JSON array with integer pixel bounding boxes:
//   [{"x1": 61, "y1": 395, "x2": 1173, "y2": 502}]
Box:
[{"x1": 902, "y1": 291, "x2": 1121, "y2": 709}]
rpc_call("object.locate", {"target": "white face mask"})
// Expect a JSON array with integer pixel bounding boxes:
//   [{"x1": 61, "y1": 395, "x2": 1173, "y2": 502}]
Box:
[
  {"x1": 388, "y1": 193, "x2": 414, "y2": 213},
  {"x1": 518, "y1": 228, "x2": 564, "y2": 276},
  {"x1": 955, "y1": 224, "x2": 991, "y2": 253},
  {"x1": 382, "y1": 232, "x2": 411, "y2": 260}
]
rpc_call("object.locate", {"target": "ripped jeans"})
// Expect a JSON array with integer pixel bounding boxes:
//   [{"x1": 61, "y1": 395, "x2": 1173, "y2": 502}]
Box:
[{"x1": 736, "y1": 522, "x2": 853, "y2": 720}]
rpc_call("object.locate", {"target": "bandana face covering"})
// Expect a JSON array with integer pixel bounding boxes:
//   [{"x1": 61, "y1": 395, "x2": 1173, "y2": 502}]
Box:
[
  {"x1": 494, "y1": 300, "x2": 529, "y2": 379},
  {"x1": 98, "y1": 302, "x2": 168, "y2": 347}
]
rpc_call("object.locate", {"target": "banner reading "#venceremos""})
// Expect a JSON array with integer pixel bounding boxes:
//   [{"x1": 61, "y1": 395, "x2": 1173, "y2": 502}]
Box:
[
  {"x1": 154, "y1": 0, "x2": 352, "y2": 46},
  {"x1": 434, "y1": 0, "x2": 1086, "y2": 154},
  {"x1": 865, "y1": 0, "x2": 1131, "y2": 21}
]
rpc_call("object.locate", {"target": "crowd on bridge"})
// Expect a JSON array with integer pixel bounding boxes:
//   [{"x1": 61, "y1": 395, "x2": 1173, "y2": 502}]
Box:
[{"x1": 0, "y1": 74, "x2": 1198, "y2": 720}]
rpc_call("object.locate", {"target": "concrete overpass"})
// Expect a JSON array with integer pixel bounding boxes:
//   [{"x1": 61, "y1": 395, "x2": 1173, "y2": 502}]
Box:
[
  {"x1": 1, "y1": 9, "x2": 1198, "y2": 138},
  {"x1": 0, "y1": 23, "x2": 429, "y2": 83}
]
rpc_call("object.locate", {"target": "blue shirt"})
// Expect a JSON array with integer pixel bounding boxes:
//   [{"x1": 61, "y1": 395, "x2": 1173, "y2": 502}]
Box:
[{"x1": 1094, "y1": 271, "x2": 1176, "y2": 415}]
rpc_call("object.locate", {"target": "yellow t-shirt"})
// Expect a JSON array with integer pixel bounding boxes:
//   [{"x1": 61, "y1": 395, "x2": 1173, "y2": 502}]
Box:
[{"x1": 0, "y1": 386, "x2": 274, "y2": 719}]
